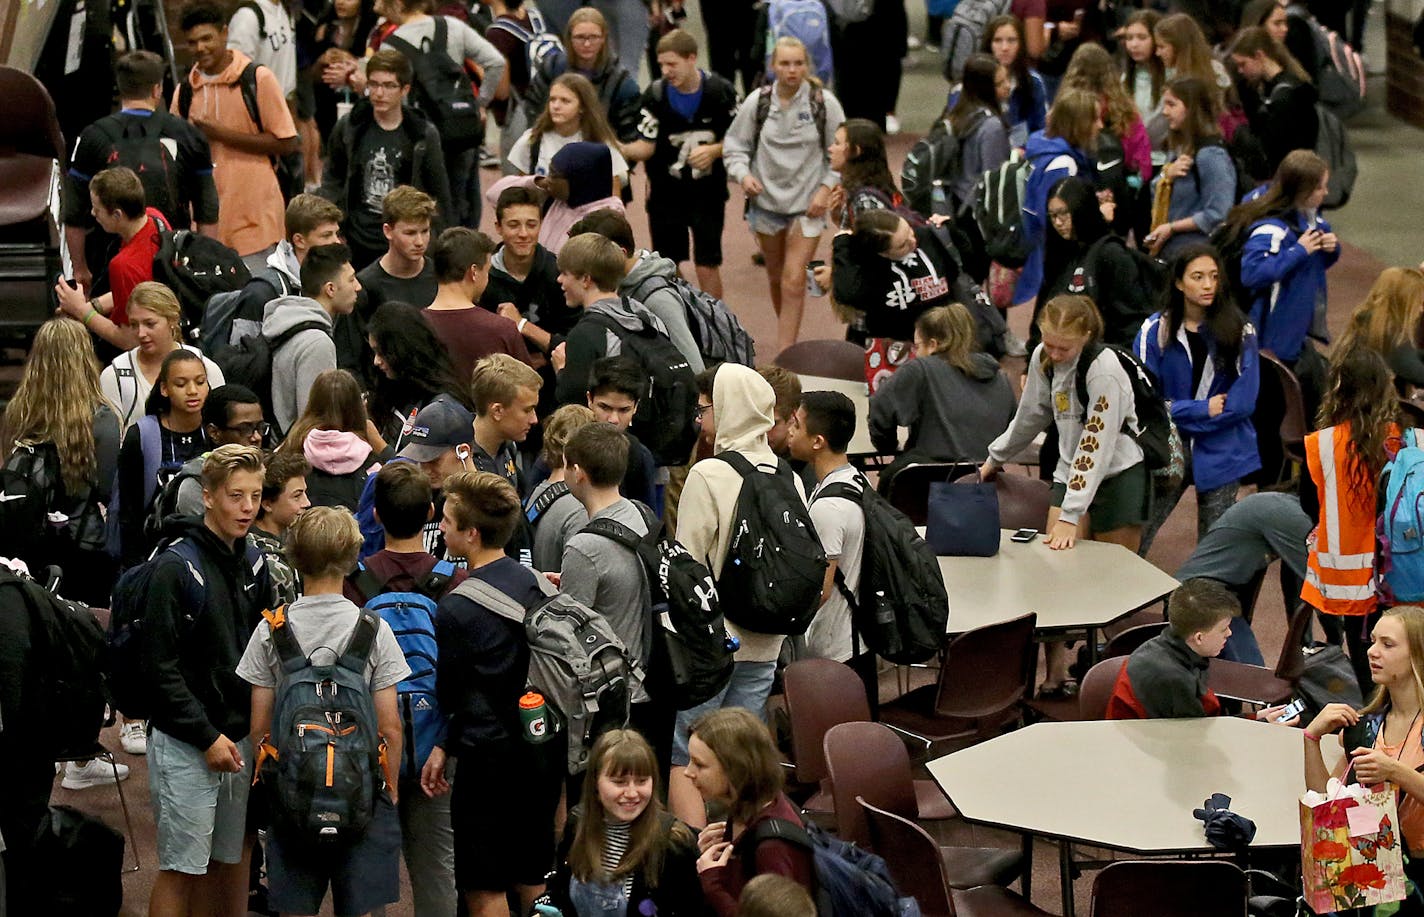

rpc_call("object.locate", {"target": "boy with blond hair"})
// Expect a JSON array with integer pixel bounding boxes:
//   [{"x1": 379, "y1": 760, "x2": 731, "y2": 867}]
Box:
[
  {"x1": 471, "y1": 353, "x2": 543, "y2": 562},
  {"x1": 524, "y1": 403, "x2": 596, "y2": 572}
]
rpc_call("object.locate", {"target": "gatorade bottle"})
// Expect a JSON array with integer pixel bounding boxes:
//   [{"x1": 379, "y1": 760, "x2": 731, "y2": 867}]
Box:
[{"x1": 519, "y1": 692, "x2": 554, "y2": 744}]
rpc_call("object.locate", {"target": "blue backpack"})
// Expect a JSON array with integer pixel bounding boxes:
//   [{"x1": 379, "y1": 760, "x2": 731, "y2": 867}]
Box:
[
  {"x1": 348, "y1": 559, "x2": 456, "y2": 779},
  {"x1": 751, "y1": 817, "x2": 920, "y2": 917},
  {"x1": 764, "y1": 0, "x2": 835, "y2": 86},
  {"x1": 105, "y1": 415, "x2": 186, "y2": 561},
  {"x1": 1378, "y1": 427, "x2": 1424, "y2": 604}
]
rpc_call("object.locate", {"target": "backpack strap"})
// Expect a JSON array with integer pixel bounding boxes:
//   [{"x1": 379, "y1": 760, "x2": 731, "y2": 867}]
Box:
[
  {"x1": 1071, "y1": 342, "x2": 1105, "y2": 425},
  {"x1": 348, "y1": 561, "x2": 385, "y2": 607},
  {"x1": 749, "y1": 816, "x2": 815, "y2": 852},
  {"x1": 338, "y1": 609, "x2": 381, "y2": 674},
  {"x1": 268, "y1": 319, "x2": 332, "y2": 351},
  {"x1": 526, "y1": 480, "x2": 571, "y2": 524},
  {"x1": 750, "y1": 86, "x2": 773, "y2": 164},
  {"x1": 263, "y1": 605, "x2": 309, "y2": 675},
  {"x1": 178, "y1": 80, "x2": 194, "y2": 120},
  {"x1": 417, "y1": 559, "x2": 457, "y2": 599},
  {"x1": 452, "y1": 575, "x2": 539, "y2": 625},
  {"x1": 238, "y1": 0, "x2": 267, "y2": 40},
  {"x1": 433, "y1": 15, "x2": 450, "y2": 56},
  {"x1": 236, "y1": 62, "x2": 265, "y2": 134},
  {"x1": 716, "y1": 449, "x2": 791, "y2": 484},
  {"x1": 137, "y1": 414, "x2": 164, "y2": 509}
]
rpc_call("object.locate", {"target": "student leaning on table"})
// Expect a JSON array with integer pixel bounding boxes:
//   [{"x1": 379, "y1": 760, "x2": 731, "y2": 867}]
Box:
[
  {"x1": 980, "y1": 294, "x2": 1149, "y2": 698},
  {"x1": 1305, "y1": 605, "x2": 1424, "y2": 913}
]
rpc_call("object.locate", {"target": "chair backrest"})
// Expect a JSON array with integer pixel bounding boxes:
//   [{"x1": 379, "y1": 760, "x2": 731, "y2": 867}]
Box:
[
  {"x1": 1276, "y1": 602, "x2": 1314, "y2": 682},
  {"x1": 783, "y1": 658, "x2": 871, "y2": 786},
  {"x1": 0, "y1": 66, "x2": 66, "y2": 161},
  {"x1": 859, "y1": 797, "x2": 955, "y2": 917},
  {"x1": 1260, "y1": 351, "x2": 1307, "y2": 452},
  {"x1": 1103, "y1": 622, "x2": 1166, "y2": 658},
  {"x1": 773, "y1": 339, "x2": 867, "y2": 381},
  {"x1": 1080, "y1": 657, "x2": 1128, "y2": 720},
  {"x1": 888, "y1": 462, "x2": 978, "y2": 525},
  {"x1": 1089, "y1": 859, "x2": 1248, "y2": 916},
  {"x1": 934, "y1": 613, "x2": 1037, "y2": 729},
  {"x1": 994, "y1": 472, "x2": 1052, "y2": 532},
  {"x1": 823, "y1": 722, "x2": 917, "y2": 849}
]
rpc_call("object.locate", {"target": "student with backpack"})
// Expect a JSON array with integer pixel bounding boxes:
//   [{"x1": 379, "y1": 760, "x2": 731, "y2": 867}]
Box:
[
  {"x1": 527, "y1": 404, "x2": 596, "y2": 572},
  {"x1": 114, "y1": 348, "x2": 213, "y2": 569},
  {"x1": 124, "y1": 445, "x2": 269, "y2": 917},
  {"x1": 258, "y1": 242, "x2": 361, "y2": 437},
  {"x1": 278, "y1": 369, "x2": 385, "y2": 511},
  {"x1": 431, "y1": 470, "x2": 563, "y2": 917},
  {"x1": 1144, "y1": 76, "x2": 1240, "y2": 260},
  {"x1": 1134, "y1": 244, "x2": 1260, "y2": 555},
  {"x1": 979, "y1": 15, "x2": 1047, "y2": 149},
  {"x1": 942, "y1": 55, "x2": 1012, "y2": 212},
  {"x1": 238, "y1": 506, "x2": 409, "y2": 917},
  {"x1": 686, "y1": 707, "x2": 815, "y2": 915},
  {"x1": 982, "y1": 295, "x2": 1148, "y2": 697},
  {"x1": 537, "y1": 729, "x2": 703, "y2": 917},
  {"x1": 483, "y1": 0, "x2": 563, "y2": 165},
  {"x1": 1229, "y1": 27, "x2": 1320, "y2": 179},
  {"x1": 100, "y1": 282, "x2": 228, "y2": 433},
  {"x1": 622, "y1": 29, "x2": 740, "y2": 300},
  {"x1": 669, "y1": 364, "x2": 821, "y2": 827},
  {"x1": 829, "y1": 119, "x2": 917, "y2": 233},
  {"x1": 507, "y1": 72, "x2": 631, "y2": 191},
  {"x1": 1015, "y1": 88, "x2": 1102, "y2": 307},
  {"x1": 723, "y1": 35, "x2": 846, "y2": 354},
  {"x1": 344, "y1": 461, "x2": 469, "y2": 917},
  {"x1": 579, "y1": 357, "x2": 662, "y2": 509},
  {"x1": 520, "y1": 7, "x2": 644, "y2": 150},
  {"x1": 378, "y1": 396, "x2": 479, "y2": 560},
  {"x1": 249, "y1": 450, "x2": 310, "y2": 607},
  {"x1": 63, "y1": 50, "x2": 218, "y2": 296}
]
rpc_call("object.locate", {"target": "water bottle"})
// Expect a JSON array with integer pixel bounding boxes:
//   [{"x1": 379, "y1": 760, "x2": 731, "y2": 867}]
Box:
[{"x1": 519, "y1": 692, "x2": 554, "y2": 744}]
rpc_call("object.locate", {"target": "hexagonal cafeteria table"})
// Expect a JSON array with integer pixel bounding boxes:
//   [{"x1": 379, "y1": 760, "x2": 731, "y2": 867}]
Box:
[
  {"x1": 928, "y1": 529, "x2": 1180, "y2": 644},
  {"x1": 927, "y1": 718, "x2": 1344, "y2": 915}
]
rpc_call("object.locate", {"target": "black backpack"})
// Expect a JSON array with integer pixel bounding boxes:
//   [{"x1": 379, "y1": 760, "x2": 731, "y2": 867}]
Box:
[
  {"x1": 200, "y1": 267, "x2": 295, "y2": 357},
  {"x1": 213, "y1": 319, "x2": 331, "y2": 436},
  {"x1": 151, "y1": 223, "x2": 251, "y2": 337},
  {"x1": 384, "y1": 17, "x2": 485, "y2": 151},
  {"x1": 0, "y1": 567, "x2": 108, "y2": 760},
  {"x1": 585, "y1": 306, "x2": 698, "y2": 466},
  {"x1": 142, "y1": 460, "x2": 202, "y2": 546},
  {"x1": 713, "y1": 452, "x2": 827, "y2": 637},
  {"x1": 1054, "y1": 343, "x2": 1179, "y2": 473},
  {"x1": 31, "y1": 806, "x2": 125, "y2": 917},
  {"x1": 901, "y1": 110, "x2": 986, "y2": 218},
  {"x1": 0, "y1": 441, "x2": 63, "y2": 562},
  {"x1": 581, "y1": 503, "x2": 735, "y2": 710},
  {"x1": 814, "y1": 475, "x2": 949, "y2": 664},
  {"x1": 178, "y1": 62, "x2": 304, "y2": 202},
  {"x1": 91, "y1": 114, "x2": 185, "y2": 222}
]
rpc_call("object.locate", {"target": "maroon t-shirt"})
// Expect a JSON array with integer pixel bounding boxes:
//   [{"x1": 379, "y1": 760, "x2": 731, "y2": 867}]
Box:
[
  {"x1": 343, "y1": 549, "x2": 468, "y2": 606},
  {"x1": 421, "y1": 305, "x2": 533, "y2": 386}
]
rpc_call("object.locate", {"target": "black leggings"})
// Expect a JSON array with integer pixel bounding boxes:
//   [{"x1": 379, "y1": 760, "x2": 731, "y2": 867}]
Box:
[{"x1": 1334, "y1": 610, "x2": 1382, "y2": 699}]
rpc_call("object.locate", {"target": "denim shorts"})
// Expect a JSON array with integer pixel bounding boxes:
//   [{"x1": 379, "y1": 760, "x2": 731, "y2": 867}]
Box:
[
  {"x1": 148, "y1": 729, "x2": 253, "y2": 875},
  {"x1": 266, "y1": 792, "x2": 402, "y2": 916},
  {"x1": 746, "y1": 204, "x2": 827, "y2": 239},
  {"x1": 671, "y1": 660, "x2": 777, "y2": 766}
]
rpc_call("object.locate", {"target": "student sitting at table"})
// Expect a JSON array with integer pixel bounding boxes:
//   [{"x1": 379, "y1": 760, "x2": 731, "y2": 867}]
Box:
[{"x1": 1107, "y1": 578, "x2": 1298, "y2": 721}]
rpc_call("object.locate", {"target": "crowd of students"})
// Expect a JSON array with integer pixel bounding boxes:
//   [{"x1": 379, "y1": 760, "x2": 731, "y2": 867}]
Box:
[{"x1": 10, "y1": 0, "x2": 1424, "y2": 913}]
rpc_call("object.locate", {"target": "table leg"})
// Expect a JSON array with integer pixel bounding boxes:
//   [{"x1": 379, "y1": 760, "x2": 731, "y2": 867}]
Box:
[
  {"x1": 1086, "y1": 626, "x2": 1100, "y2": 667},
  {"x1": 1021, "y1": 834, "x2": 1034, "y2": 900},
  {"x1": 1059, "y1": 840, "x2": 1076, "y2": 917}
]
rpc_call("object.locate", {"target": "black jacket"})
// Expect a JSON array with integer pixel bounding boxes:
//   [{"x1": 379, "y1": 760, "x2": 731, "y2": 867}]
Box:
[
  {"x1": 1250, "y1": 74, "x2": 1319, "y2": 176},
  {"x1": 318, "y1": 99, "x2": 454, "y2": 227},
  {"x1": 522, "y1": 56, "x2": 643, "y2": 143},
  {"x1": 541, "y1": 808, "x2": 709, "y2": 917},
  {"x1": 832, "y1": 224, "x2": 963, "y2": 340},
  {"x1": 1038, "y1": 235, "x2": 1153, "y2": 348},
  {"x1": 141, "y1": 517, "x2": 269, "y2": 751}
]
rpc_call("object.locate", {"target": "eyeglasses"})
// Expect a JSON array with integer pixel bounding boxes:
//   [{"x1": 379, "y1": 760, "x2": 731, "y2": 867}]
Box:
[
  {"x1": 1048, "y1": 209, "x2": 1072, "y2": 223},
  {"x1": 224, "y1": 422, "x2": 271, "y2": 439},
  {"x1": 694, "y1": 403, "x2": 712, "y2": 419},
  {"x1": 570, "y1": 32, "x2": 603, "y2": 43},
  {"x1": 368, "y1": 79, "x2": 403, "y2": 92}
]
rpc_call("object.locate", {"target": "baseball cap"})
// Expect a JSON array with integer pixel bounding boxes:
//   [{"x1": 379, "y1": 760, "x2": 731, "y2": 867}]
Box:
[{"x1": 397, "y1": 396, "x2": 475, "y2": 463}]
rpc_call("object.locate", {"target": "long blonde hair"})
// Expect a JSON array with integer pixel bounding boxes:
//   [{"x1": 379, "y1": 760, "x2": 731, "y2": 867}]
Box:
[
  {"x1": 2, "y1": 319, "x2": 113, "y2": 492},
  {"x1": 1061, "y1": 43, "x2": 1140, "y2": 142},
  {"x1": 1361, "y1": 606, "x2": 1424, "y2": 716},
  {"x1": 1336, "y1": 268, "x2": 1424, "y2": 360}
]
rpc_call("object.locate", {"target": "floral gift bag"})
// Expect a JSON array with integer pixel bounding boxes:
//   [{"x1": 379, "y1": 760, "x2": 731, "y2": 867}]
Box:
[{"x1": 1301, "y1": 778, "x2": 1407, "y2": 912}]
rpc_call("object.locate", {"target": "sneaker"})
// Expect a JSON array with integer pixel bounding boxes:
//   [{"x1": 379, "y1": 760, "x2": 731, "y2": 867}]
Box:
[
  {"x1": 61, "y1": 758, "x2": 130, "y2": 790},
  {"x1": 926, "y1": 43, "x2": 941, "y2": 54},
  {"x1": 999, "y1": 331, "x2": 1028, "y2": 358},
  {"x1": 120, "y1": 719, "x2": 147, "y2": 755},
  {"x1": 479, "y1": 147, "x2": 501, "y2": 169},
  {"x1": 907, "y1": 35, "x2": 924, "y2": 50},
  {"x1": 885, "y1": 113, "x2": 902, "y2": 135}
]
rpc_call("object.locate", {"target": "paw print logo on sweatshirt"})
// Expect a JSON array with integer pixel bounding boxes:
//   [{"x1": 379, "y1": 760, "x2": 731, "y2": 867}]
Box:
[
  {"x1": 1084, "y1": 415, "x2": 1106, "y2": 434},
  {"x1": 1069, "y1": 474, "x2": 1088, "y2": 491},
  {"x1": 1073, "y1": 455, "x2": 1095, "y2": 473},
  {"x1": 1095, "y1": 395, "x2": 1110, "y2": 413},
  {"x1": 1079, "y1": 434, "x2": 1100, "y2": 454}
]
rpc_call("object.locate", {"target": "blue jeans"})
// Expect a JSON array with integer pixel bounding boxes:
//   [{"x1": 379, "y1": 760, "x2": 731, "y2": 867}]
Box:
[{"x1": 671, "y1": 661, "x2": 777, "y2": 766}]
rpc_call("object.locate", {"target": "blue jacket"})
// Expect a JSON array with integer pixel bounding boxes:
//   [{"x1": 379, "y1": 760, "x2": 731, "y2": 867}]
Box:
[
  {"x1": 1015, "y1": 131, "x2": 1093, "y2": 304},
  {"x1": 1006, "y1": 70, "x2": 1048, "y2": 149},
  {"x1": 1134, "y1": 312, "x2": 1261, "y2": 492},
  {"x1": 1241, "y1": 210, "x2": 1339, "y2": 362}
]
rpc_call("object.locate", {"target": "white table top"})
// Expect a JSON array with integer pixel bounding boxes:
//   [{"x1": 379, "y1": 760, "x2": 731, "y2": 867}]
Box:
[
  {"x1": 925, "y1": 528, "x2": 1180, "y2": 633},
  {"x1": 928, "y1": 718, "x2": 1343, "y2": 854},
  {"x1": 797, "y1": 374, "x2": 876, "y2": 456}
]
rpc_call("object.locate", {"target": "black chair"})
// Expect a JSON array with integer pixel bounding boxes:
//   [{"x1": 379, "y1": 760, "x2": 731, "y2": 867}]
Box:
[
  {"x1": 1089, "y1": 860, "x2": 1248, "y2": 916},
  {"x1": 887, "y1": 462, "x2": 978, "y2": 526}
]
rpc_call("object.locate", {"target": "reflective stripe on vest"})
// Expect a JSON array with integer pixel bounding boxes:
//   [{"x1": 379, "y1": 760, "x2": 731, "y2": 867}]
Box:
[{"x1": 1302, "y1": 423, "x2": 1379, "y2": 616}]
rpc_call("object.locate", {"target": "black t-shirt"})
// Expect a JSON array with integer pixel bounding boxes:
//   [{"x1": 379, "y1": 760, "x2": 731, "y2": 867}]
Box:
[
  {"x1": 1186, "y1": 328, "x2": 1209, "y2": 395},
  {"x1": 358, "y1": 258, "x2": 439, "y2": 314},
  {"x1": 864, "y1": 247, "x2": 955, "y2": 341},
  {"x1": 349, "y1": 123, "x2": 417, "y2": 252},
  {"x1": 479, "y1": 245, "x2": 578, "y2": 349},
  {"x1": 635, "y1": 72, "x2": 739, "y2": 204}
]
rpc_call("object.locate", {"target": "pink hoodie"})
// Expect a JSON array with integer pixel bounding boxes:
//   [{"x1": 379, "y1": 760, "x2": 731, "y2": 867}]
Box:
[{"x1": 304, "y1": 429, "x2": 378, "y2": 475}]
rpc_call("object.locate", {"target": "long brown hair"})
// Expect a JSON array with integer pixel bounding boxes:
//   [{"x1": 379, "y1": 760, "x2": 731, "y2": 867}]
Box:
[
  {"x1": 1155, "y1": 14, "x2": 1225, "y2": 113},
  {"x1": 950, "y1": 53, "x2": 1007, "y2": 136},
  {"x1": 1230, "y1": 25, "x2": 1310, "y2": 81},
  {"x1": 1318, "y1": 346, "x2": 1398, "y2": 496},
  {"x1": 1046, "y1": 88, "x2": 1101, "y2": 150},
  {"x1": 529, "y1": 72, "x2": 619, "y2": 154},
  {"x1": 689, "y1": 707, "x2": 784, "y2": 827},
  {"x1": 1336, "y1": 267, "x2": 1424, "y2": 359},
  {"x1": 838, "y1": 118, "x2": 899, "y2": 203},
  {"x1": 1120, "y1": 10, "x2": 1165, "y2": 110},
  {"x1": 279, "y1": 369, "x2": 372, "y2": 454},
  {"x1": 1221, "y1": 149, "x2": 1328, "y2": 237},
  {"x1": 1360, "y1": 606, "x2": 1424, "y2": 715},
  {"x1": 1061, "y1": 43, "x2": 1139, "y2": 141},
  {"x1": 1164, "y1": 76, "x2": 1221, "y2": 154},
  {"x1": 568, "y1": 730, "x2": 691, "y2": 887}
]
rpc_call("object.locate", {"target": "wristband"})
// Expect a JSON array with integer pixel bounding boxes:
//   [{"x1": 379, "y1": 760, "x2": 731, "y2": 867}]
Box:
[
  {"x1": 518, "y1": 318, "x2": 528, "y2": 333},
  {"x1": 83, "y1": 306, "x2": 99, "y2": 326},
  {"x1": 1304, "y1": 731, "x2": 1320, "y2": 742}
]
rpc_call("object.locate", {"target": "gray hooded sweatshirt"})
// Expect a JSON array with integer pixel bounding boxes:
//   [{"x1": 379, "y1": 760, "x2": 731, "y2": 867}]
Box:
[
  {"x1": 723, "y1": 81, "x2": 845, "y2": 216},
  {"x1": 262, "y1": 295, "x2": 336, "y2": 434},
  {"x1": 619, "y1": 251, "x2": 705, "y2": 374},
  {"x1": 868, "y1": 351, "x2": 1015, "y2": 462},
  {"x1": 556, "y1": 296, "x2": 672, "y2": 405}
]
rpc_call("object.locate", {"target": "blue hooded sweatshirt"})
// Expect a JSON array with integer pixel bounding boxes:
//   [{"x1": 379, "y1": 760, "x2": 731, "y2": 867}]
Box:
[
  {"x1": 1240, "y1": 209, "x2": 1339, "y2": 362},
  {"x1": 1015, "y1": 131, "x2": 1093, "y2": 305}
]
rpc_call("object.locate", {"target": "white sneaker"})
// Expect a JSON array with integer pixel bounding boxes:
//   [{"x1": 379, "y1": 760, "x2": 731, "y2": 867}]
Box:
[
  {"x1": 120, "y1": 719, "x2": 147, "y2": 755},
  {"x1": 907, "y1": 35, "x2": 924, "y2": 50},
  {"x1": 61, "y1": 758, "x2": 130, "y2": 790},
  {"x1": 885, "y1": 113, "x2": 902, "y2": 135}
]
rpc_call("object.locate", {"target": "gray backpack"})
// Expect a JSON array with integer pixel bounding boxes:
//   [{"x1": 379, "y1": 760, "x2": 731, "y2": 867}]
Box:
[
  {"x1": 941, "y1": 0, "x2": 1013, "y2": 80},
  {"x1": 452, "y1": 576, "x2": 640, "y2": 774}
]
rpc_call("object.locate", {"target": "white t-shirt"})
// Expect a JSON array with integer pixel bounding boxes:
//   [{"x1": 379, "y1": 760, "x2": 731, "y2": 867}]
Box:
[
  {"x1": 100, "y1": 347, "x2": 227, "y2": 433},
  {"x1": 807, "y1": 464, "x2": 865, "y2": 663},
  {"x1": 236, "y1": 594, "x2": 411, "y2": 691},
  {"x1": 507, "y1": 128, "x2": 630, "y2": 186},
  {"x1": 227, "y1": 0, "x2": 297, "y2": 96}
]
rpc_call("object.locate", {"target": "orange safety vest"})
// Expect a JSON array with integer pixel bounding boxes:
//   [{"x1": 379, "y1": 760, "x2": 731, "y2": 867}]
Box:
[{"x1": 1301, "y1": 422, "x2": 1395, "y2": 616}]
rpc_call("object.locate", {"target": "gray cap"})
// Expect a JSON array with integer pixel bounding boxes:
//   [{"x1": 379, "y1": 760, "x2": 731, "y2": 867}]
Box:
[{"x1": 397, "y1": 396, "x2": 475, "y2": 463}]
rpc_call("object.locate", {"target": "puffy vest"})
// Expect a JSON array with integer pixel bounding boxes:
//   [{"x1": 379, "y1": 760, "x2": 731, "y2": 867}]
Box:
[{"x1": 1302, "y1": 422, "x2": 1391, "y2": 616}]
